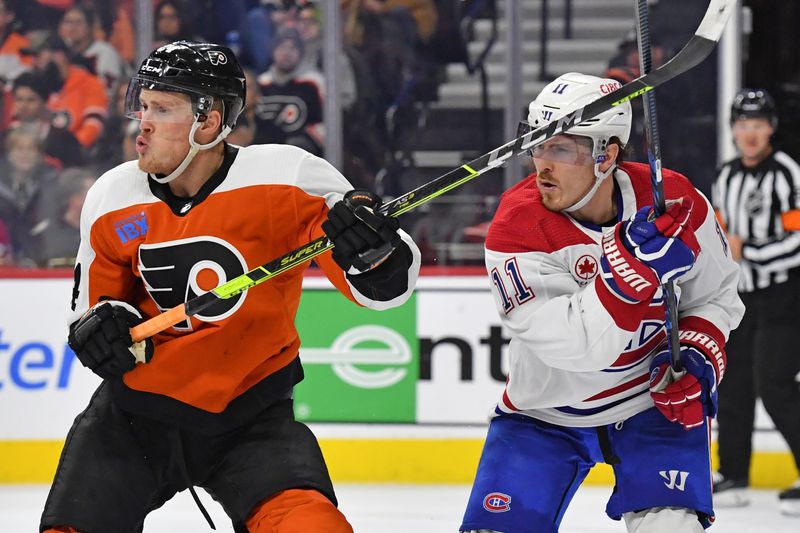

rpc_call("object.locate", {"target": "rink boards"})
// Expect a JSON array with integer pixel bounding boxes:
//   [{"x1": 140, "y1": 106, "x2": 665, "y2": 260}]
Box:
[{"x1": 0, "y1": 271, "x2": 795, "y2": 486}]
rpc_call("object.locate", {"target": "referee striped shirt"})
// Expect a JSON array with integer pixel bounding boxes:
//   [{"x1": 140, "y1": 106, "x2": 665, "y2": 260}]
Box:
[{"x1": 712, "y1": 150, "x2": 800, "y2": 292}]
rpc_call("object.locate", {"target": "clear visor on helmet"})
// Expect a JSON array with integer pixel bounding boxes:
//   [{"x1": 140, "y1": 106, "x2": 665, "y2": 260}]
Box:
[
  {"x1": 518, "y1": 121, "x2": 595, "y2": 166},
  {"x1": 731, "y1": 116, "x2": 773, "y2": 132},
  {"x1": 125, "y1": 76, "x2": 212, "y2": 124}
]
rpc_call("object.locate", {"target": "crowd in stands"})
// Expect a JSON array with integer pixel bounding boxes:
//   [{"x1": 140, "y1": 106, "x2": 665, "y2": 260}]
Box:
[
  {"x1": 2, "y1": 1, "x2": 727, "y2": 270},
  {"x1": 0, "y1": 0, "x2": 442, "y2": 268}
]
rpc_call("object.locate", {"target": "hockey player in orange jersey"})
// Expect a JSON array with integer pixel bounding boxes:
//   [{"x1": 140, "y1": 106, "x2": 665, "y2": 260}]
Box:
[{"x1": 40, "y1": 41, "x2": 421, "y2": 533}]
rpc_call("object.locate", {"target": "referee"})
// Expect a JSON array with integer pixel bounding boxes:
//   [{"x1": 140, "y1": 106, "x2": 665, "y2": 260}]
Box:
[{"x1": 711, "y1": 88, "x2": 800, "y2": 515}]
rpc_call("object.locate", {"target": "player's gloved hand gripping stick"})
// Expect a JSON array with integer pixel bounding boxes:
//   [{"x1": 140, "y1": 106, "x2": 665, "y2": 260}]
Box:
[
  {"x1": 69, "y1": 301, "x2": 154, "y2": 379},
  {"x1": 322, "y1": 190, "x2": 401, "y2": 275},
  {"x1": 650, "y1": 345, "x2": 720, "y2": 430},
  {"x1": 601, "y1": 198, "x2": 700, "y2": 303},
  {"x1": 129, "y1": 0, "x2": 735, "y2": 343}
]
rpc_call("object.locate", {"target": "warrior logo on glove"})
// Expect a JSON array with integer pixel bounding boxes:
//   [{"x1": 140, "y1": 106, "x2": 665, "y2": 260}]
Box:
[{"x1": 600, "y1": 196, "x2": 701, "y2": 302}]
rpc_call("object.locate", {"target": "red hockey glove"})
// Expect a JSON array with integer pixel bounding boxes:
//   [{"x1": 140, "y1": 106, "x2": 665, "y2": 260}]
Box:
[{"x1": 649, "y1": 345, "x2": 719, "y2": 430}]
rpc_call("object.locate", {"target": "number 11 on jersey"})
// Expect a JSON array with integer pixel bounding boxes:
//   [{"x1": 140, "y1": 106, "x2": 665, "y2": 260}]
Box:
[{"x1": 491, "y1": 257, "x2": 535, "y2": 314}]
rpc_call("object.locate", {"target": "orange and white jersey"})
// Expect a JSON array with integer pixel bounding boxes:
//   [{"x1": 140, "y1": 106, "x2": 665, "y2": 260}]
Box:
[{"x1": 70, "y1": 143, "x2": 420, "y2": 416}]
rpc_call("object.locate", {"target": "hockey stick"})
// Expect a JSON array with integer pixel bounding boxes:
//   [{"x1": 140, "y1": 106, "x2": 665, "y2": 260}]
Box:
[
  {"x1": 634, "y1": 0, "x2": 684, "y2": 372},
  {"x1": 130, "y1": 0, "x2": 734, "y2": 342}
]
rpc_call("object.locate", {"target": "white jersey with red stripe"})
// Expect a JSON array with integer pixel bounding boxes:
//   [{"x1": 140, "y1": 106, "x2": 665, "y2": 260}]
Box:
[{"x1": 485, "y1": 162, "x2": 744, "y2": 427}]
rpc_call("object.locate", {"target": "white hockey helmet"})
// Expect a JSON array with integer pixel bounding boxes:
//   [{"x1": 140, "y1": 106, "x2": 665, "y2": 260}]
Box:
[
  {"x1": 526, "y1": 72, "x2": 632, "y2": 212},
  {"x1": 528, "y1": 72, "x2": 632, "y2": 158}
]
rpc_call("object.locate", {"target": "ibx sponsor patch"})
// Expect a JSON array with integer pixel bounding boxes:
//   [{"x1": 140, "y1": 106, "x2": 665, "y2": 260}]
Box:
[{"x1": 113, "y1": 211, "x2": 148, "y2": 245}]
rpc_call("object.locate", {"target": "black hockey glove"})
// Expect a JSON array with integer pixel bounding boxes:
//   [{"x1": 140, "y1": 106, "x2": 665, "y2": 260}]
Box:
[
  {"x1": 322, "y1": 190, "x2": 401, "y2": 274},
  {"x1": 68, "y1": 301, "x2": 154, "y2": 380}
]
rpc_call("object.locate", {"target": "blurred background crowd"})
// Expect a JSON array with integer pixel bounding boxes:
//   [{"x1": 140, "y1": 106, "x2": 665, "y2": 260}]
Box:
[{"x1": 0, "y1": 0, "x2": 797, "y2": 269}]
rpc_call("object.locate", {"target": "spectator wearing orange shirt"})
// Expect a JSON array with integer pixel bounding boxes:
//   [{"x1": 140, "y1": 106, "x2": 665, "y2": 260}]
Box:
[
  {"x1": 58, "y1": 4, "x2": 127, "y2": 98},
  {"x1": 23, "y1": 34, "x2": 108, "y2": 149},
  {"x1": 0, "y1": 0, "x2": 31, "y2": 82},
  {"x1": 11, "y1": 70, "x2": 84, "y2": 168}
]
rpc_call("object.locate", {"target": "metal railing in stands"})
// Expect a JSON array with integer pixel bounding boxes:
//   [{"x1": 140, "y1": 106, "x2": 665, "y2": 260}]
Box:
[
  {"x1": 376, "y1": 0, "x2": 499, "y2": 197},
  {"x1": 539, "y1": 0, "x2": 575, "y2": 81},
  {"x1": 565, "y1": 0, "x2": 573, "y2": 39},
  {"x1": 463, "y1": 0, "x2": 498, "y2": 153},
  {"x1": 384, "y1": 0, "x2": 499, "y2": 138}
]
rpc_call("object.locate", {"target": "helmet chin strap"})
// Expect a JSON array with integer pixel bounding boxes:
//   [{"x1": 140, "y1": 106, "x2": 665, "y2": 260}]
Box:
[
  {"x1": 563, "y1": 156, "x2": 616, "y2": 213},
  {"x1": 150, "y1": 118, "x2": 233, "y2": 184}
]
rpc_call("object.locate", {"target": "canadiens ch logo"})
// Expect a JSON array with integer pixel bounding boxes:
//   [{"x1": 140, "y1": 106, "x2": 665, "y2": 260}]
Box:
[
  {"x1": 574, "y1": 254, "x2": 598, "y2": 281},
  {"x1": 138, "y1": 236, "x2": 248, "y2": 330},
  {"x1": 483, "y1": 492, "x2": 511, "y2": 513}
]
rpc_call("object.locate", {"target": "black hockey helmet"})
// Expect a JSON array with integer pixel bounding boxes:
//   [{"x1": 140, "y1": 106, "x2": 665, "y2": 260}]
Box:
[
  {"x1": 730, "y1": 88, "x2": 777, "y2": 129},
  {"x1": 126, "y1": 41, "x2": 246, "y2": 131}
]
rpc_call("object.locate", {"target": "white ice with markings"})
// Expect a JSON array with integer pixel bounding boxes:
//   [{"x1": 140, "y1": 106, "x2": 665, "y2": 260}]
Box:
[{"x1": 2, "y1": 483, "x2": 797, "y2": 532}]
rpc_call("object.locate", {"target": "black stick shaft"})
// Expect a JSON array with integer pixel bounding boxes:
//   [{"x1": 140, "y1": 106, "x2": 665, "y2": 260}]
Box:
[{"x1": 635, "y1": 0, "x2": 683, "y2": 371}]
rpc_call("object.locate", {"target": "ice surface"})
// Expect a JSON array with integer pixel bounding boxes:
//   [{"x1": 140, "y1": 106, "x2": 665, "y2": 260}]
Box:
[{"x1": 2, "y1": 483, "x2": 797, "y2": 532}]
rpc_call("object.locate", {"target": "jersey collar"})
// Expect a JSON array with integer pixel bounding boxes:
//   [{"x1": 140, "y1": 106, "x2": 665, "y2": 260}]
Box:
[{"x1": 148, "y1": 143, "x2": 239, "y2": 216}]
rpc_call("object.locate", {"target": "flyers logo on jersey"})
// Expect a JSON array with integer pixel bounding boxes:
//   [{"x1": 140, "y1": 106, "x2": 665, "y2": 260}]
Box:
[
  {"x1": 256, "y1": 96, "x2": 307, "y2": 131},
  {"x1": 483, "y1": 492, "x2": 511, "y2": 513},
  {"x1": 139, "y1": 236, "x2": 248, "y2": 330}
]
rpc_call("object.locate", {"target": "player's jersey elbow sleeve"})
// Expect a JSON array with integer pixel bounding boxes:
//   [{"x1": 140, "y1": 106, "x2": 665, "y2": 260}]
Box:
[
  {"x1": 68, "y1": 184, "x2": 138, "y2": 325},
  {"x1": 677, "y1": 204, "x2": 745, "y2": 336}
]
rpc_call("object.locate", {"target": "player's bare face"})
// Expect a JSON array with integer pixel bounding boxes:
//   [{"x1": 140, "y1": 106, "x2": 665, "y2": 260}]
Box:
[
  {"x1": 733, "y1": 118, "x2": 773, "y2": 166},
  {"x1": 135, "y1": 90, "x2": 194, "y2": 175},
  {"x1": 532, "y1": 135, "x2": 596, "y2": 211}
]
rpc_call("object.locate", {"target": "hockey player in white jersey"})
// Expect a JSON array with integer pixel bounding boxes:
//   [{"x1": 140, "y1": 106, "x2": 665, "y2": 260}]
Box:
[{"x1": 460, "y1": 73, "x2": 744, "y2": 533}]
